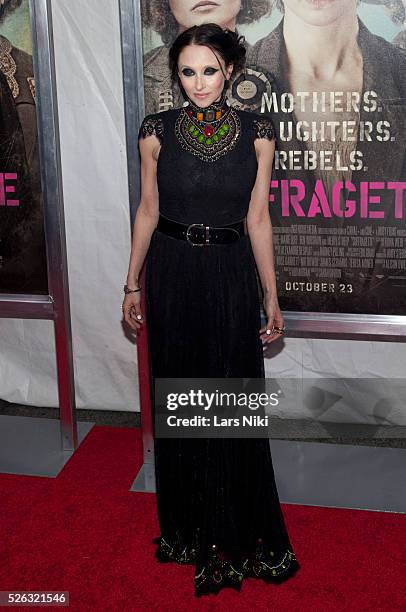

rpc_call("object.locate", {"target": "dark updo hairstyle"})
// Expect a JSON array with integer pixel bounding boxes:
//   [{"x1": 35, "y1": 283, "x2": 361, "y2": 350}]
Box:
[{"x1": 169, "y1": 23, "x2": 246, "y2": 90}]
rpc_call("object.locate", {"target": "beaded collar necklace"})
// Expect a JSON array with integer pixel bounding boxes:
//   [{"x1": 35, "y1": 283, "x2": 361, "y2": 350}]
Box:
[
  {"x1": 175, "y1": 91, "x2": 241, "y2": 162},
  {"x1": 184, "y1": 91, "x2": 230, "y2": 131}
]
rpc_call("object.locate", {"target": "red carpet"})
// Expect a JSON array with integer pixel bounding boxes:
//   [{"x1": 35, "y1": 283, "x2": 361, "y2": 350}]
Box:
[{"x1": 0, "y1": 426, "x2": 405, "y2": 611}]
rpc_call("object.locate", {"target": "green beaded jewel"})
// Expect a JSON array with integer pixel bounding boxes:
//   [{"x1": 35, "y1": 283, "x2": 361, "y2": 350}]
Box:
[{"x1": 188, "y1": 123, "x2": 230, "y2": 147}]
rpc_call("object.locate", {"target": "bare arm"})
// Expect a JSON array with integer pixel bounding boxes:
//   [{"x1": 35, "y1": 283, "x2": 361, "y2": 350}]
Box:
[
  {"x1": 122, "y1": 132, "x2": 160, "y2": 330},
  {"x1": 247, "y1": 136, "x2": 277, "y2": 295},
  {"x1": 126, "y1": 134, "x2": 161, "y2": 288},
  {"x1": 246, "y1": 135, "x2": 284, "y2": 343}
]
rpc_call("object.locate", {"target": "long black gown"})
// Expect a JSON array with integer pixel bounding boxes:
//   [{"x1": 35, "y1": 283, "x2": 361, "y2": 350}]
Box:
[{"x1": 138, "y1": 94, "x2": 300, "y2": 597}]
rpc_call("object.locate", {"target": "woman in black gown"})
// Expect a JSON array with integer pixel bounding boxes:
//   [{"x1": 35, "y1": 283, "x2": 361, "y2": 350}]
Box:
[{"x1": 123, "y1": 23, "x2": 300, "y2": 597}]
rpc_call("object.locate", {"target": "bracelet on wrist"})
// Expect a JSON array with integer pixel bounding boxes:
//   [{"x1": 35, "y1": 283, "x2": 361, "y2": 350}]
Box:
[{"x1": 124, "y1": 284, "x2": 141, "y2": 294}]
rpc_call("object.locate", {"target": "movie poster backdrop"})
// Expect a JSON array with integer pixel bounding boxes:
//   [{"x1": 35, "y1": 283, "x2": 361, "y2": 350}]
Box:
[
  {"x1": 140, "y1": 1, "x2": 406, "y2": 315},
  {"x1": 0, "y1": 0, "x2": 48, "y2": 294}
]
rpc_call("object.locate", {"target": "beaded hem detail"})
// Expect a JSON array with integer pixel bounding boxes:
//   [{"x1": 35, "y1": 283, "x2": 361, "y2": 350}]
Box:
[
  {"x1": 152, "y1": 534, "x2": 299, "y2": 597},
  {"x1": 152, "y1": 535, "x2": 197, "y2": 565}
]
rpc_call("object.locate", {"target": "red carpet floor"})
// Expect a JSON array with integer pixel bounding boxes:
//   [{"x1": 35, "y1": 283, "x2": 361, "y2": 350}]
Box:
[{"x1": 0, "y1": 425, "x2": 405, "y2": 611}]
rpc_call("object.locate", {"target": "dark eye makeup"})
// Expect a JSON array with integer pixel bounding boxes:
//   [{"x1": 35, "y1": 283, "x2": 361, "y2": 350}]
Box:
[{"x1": 181, "y1": 67, "x2": 219, "y2": 77}]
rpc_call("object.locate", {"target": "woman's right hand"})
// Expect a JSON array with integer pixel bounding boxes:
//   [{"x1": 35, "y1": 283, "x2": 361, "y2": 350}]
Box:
[{"x1": 122, "y1": 290, "x2": 144, "y2": 331}]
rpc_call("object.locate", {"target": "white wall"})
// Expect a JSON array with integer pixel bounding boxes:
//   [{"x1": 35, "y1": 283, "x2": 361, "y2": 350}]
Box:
[
  {"x1": 264, "y1": 338, "x2": 406, "y2": 426},
  {"x1": 0, "y1": 0, "x2": 138, "y2": 412}
]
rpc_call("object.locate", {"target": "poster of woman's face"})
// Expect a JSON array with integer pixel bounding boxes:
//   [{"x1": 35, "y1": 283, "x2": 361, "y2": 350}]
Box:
[
  {"x1": 0, "y1": 0, "x2": 48, "y2": 294},
  {"x1": 141, "y1": 0, "x2": 274, "y2": 114},
  {"x1": 140, "y1": 0, "x2": 406, "y2": 316}
]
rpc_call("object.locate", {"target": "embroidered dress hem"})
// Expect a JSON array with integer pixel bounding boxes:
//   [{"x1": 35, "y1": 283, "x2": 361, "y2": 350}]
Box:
[{"x1": 152, "y1": 534, "x2": 300, "y2": 597}]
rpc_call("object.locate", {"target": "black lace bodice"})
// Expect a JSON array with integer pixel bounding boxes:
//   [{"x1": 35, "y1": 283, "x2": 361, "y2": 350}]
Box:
[{"x1": 138, "y1": 106, "x2": 275, "y2": 226}]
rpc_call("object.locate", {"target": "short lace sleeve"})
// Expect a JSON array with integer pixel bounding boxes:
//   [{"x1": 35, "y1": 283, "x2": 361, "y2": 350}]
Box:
[
  {"x1": 138, "y1": 114, "x2": 164, "y2": 144},
  {"x1": 252, "y1": 116, "x2": 275, "y2": 141}
]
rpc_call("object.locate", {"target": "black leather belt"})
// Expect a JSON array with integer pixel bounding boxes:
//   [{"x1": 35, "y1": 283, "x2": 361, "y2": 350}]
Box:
[{"x1": 156, "y1": 214, "x2": 245, "y2": 246}]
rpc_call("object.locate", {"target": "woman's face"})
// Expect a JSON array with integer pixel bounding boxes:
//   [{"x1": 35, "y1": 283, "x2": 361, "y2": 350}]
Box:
[
  {"x1": 177, "y1": 43, "x2": 233, "y2": 107},
  {"x1": 283, "y1": 0, "x2": 358, "y2": 26},
  {"x1": 169, "y1": 0, "x2": 241, "y2": 30}
]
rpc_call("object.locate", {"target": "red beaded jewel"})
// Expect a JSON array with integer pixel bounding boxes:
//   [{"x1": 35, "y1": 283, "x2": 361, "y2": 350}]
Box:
[{"x1": 203, "y1": 125, "x2": 214, "y2": 137}]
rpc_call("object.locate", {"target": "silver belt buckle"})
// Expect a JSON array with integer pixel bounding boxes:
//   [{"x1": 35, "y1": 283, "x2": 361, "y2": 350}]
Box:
[{"x1": 186, "y1": 223, "x2": 210, "y2": 246}]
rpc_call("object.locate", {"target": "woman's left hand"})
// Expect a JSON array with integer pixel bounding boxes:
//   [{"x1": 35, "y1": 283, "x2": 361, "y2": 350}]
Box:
[{"x1": 259, "y1": 291, "x2": 285, "y2": 344}]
